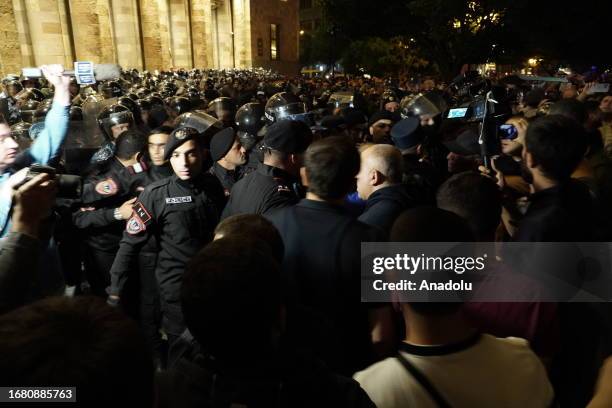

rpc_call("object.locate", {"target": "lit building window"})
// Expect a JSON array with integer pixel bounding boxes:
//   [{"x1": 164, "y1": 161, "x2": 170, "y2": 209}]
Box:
[{"x1": 270, "y1": 24, "x2": 279, "y2": 61}]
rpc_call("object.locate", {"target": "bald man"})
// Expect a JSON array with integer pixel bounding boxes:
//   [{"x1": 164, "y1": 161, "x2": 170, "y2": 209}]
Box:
[{"x1": 356, "y1": 144, "x2": 418, "y2": 233}]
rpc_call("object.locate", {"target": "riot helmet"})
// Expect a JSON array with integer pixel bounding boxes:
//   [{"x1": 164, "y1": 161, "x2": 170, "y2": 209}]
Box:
[
  {"x1": 135, "y1": 88, "x2": 150, "y2": 100},
  {"x1": 15, "y1": 88, "x2": 45, "y2": 103},
  {"x1": 168, "y1": 96, "x2": 192, "y2": 117},
  {"x1": 264, "y1": 92, "x2": 310, "y2": 125},
  {"x1": 118, "y1": 96, "x2": 143, "y2": 125},
  {"x1": 99, "y1": 81, "x2": 123, "y2": 98},
  {"x1": 69, "y1": 105, "x2": 83, "y2": 121},
  {"x1": 10, "y1": 121, "x2": 32, "y2": 140},
  {"x1": 135, "y1": 98, "x2": 152, "y2": 112},
  {"x1": 400, "y1": 92, "x2": 444, "y2": 119},
  {"x1": 33, "y1": 98, "x2": 53, "y2": 123},
  {"x1": 235, "y1": 102, "x2": 265, "y2": 150},
  {"x1": 5, "y1": 80, "x2": 23, "y2": 98},
  {"x1": 10, "y1": 121, "x2": 33, "y2": 150},
  {"x1": 174, "y1": 110, "x2": 223, "y2": 148},
  {"x1": 19, "y1": 99, "x2": 39, "y2": 123},
  {"x1": 146, "y1": 95, "x2": 165, "y2": 109},
  {"x1": 208, "y1": 97, "x2": 236, "y2": 124},
  {"x1": 97, "y1": 103, "x2": 134, "y2": 141}
]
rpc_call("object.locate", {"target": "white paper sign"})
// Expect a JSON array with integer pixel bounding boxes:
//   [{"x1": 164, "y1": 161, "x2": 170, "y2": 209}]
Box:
[{"x1": 74, "y1": 61, "x2": 95, "y2": 85}]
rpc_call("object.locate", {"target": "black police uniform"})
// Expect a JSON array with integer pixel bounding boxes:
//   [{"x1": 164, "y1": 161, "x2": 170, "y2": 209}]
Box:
[
  {"x1": 221, "y1": 163, "x2": 300, "y2": 219},
  {"x1": 73, "y1": 158, "x2": 149, "y2": 296},
  {"x1": 208, "y1": 161, "x2": 239, "y2": 196},
  {"x1": 109, "y1": 172, "x2": 224, "y2": 349},
  {"x1": 149, "y1": 162, "x2": 174, "y2": 181},
  {"x1": 137, "y1": 161, "x2": 173, "y2": 364}
]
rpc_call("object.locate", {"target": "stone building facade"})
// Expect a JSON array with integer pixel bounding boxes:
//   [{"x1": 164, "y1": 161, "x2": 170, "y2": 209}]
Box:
[{"x1": 0, "y1": 0, "x2": 299, "y2": 78}]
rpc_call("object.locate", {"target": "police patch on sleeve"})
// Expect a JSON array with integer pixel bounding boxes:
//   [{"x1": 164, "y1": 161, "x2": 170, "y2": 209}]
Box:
[
  {"x1": 126, "y1": 216, "x2": 145, "y2": 235},
  {"x1": 133, "y1": 202, "x2": 152, "y2": 223},
  {"x1": 273, "y1": 177, "x2": 291, "y2": 193},
  {"x1": 95, "y1": 178, "x2": 118, "y2": 196}
]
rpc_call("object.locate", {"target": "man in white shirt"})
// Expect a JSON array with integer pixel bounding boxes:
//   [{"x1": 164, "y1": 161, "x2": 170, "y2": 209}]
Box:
[{"x1": 354, "y1": 207, "x2": 554, "y2": 408}]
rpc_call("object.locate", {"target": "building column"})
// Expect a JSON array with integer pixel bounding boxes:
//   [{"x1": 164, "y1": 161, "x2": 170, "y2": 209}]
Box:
[
  {"x1": 232, "y1": 0, "x2": 251, "y2": 68},
  {"x1": 211, "y1": 0, "x2": 233, "y2": 68},
  {"x1": 139, "y1": 0, "x2": 173, "y2": 70},
  {"x1": 67, "y1": 0, "x2": 107, "y2": 64},
  {"x1": 21, "y1": 0, "x2": 73, "y2": 66},
  {"x1": 0, "y1": 1, "x2": 23, "y2": 77},
  {"x1": 190, "y1": 0, "x2": 214, "y2": 68},
  {"x1": 169, "y1": 0, "x2": 192, "y2": 68},
  {"x1": 95, "y1": 0, "x2": 118, "y2": 64},
  {"x1": 111, "y1": 0, "x2": 143, "y2": 69}
]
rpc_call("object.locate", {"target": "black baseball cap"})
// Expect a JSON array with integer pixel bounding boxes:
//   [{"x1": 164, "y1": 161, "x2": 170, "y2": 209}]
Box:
[
  {"x1": 262, "y1": 120, "x2": 312, "y2": 154},
  {"x1": 390, "y1": 117, "x2": 421, "y2": 150},
  {"x1": 210, "y1": 127, "x2": 236, "y2": 161}
]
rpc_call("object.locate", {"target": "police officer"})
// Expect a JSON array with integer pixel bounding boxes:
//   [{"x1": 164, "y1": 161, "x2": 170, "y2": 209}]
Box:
[
  {"x1": 146, "y1": 126, "x2": 174, "y2": 181},
  {"x1": 221, "y1": 120, "x2": 310, "y2": 218},
  {"x1": 90, "y1": 104, "x2": 135, "y2": 164},
  {"x1": 235, "y1": 102, "x2": 266, "y2": 175},
  {"x1": 108, "y1": 126, "x2": 225, "y2": 356},
  {"x1": 367, "y1": 110, "x2": 396, "y2": 144},
  {"x1": 73, "y1": 130, "x2": 148, "y2": 297},
  {"x1": 209, "y1": 127, "x2": 247, "y2": 195},
  {"x1": 126, "y1": 126, "x2": 175, "y2": 369},
  {"x1": 208, "y1": 97, "x2": 236, "y2": 128}
]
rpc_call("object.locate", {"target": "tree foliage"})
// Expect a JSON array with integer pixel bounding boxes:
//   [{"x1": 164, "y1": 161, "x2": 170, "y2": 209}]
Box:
[
  {"x1": 341, "y1": 37, "x2": 430, "y2": 77},
  {"x1": 307, "y1": 0, "x2": 612, "y2": 78}
]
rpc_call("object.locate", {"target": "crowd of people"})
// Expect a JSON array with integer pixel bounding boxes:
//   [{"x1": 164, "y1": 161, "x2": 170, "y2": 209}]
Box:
[{"x1": 0, "y1": 62, "x2": 612, "y2": 407}]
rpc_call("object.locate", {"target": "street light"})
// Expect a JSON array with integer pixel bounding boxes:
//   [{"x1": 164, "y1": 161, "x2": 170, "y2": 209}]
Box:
[{"x1": 300, "y1": 30, "x2": 305, "y2": 36}]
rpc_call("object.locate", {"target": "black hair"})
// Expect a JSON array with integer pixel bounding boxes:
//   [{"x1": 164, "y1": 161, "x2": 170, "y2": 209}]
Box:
[
  {"x1": 549, "y1": 99, "x2": 588, "y2": 125},
  {"x1": 148, "y1": 125, "x2": 175, "y2": 137},
  {"x1": 147, "y1": 105, "x2": 169, "y2": 129},
  {"x1": 437, "y1": 171, "x2": 502, "y2": 241},
  {"x1": 214, "y1": 214, "x2": 284, "y2": 263},
  {"x1": 0, "y1": 297, "x2": 153, "y2": 406},
  {"x1": 390, "y1": 207, "x2": 474, "y2": 316},
  {"x1": 304, "y1": 136, "x2": 360, "y2": 200},
  {"x1": 115, "y1": 129, "x2": 146, "y2": 160},
  {"x1": 525, "y1": 115, "x2": 587, "y2": 181},
  {"x1": 182, "y1": 237, "x2": 282, "y2": 361}
]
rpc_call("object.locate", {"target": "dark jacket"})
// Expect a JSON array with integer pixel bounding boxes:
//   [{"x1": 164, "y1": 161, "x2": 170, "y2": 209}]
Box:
[
  {"x1": 515, "y1": 180, "x2": 598, "y2": 242},
  {"x1": 402, "y1": 154, "x2": 444, "y2": 206},
  {"x1": 73, "y1": 159, "x2": 146, "y2": 252},
  {"x1": 222, "y1": 163, "x2": 301, "y2": 219},
  {"x1": 209, "y1": 162, "x2": 239, "y2": 196},
  {"x1": 266, "y1": 200, "x2": 383, "y2": 374},
  {"x1": 358, "y1": 184, "x2": 417, "y2": 234},
  {"x1": 156, "y1": 344, "x2": 376, "y2": 408},
  {"x1": 0, "y1": 232, "x2": 41, "y2": 313},
  {"x1": 109, "y1": 173, "x2": 225, "y2": 300}
]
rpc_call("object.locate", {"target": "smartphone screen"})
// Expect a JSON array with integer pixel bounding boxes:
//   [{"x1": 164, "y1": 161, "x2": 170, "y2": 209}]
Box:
[
  {"x1": 500, "y1": 124, "x2": 518, "y2": 140},
  {"x1": 447, "y1": 108, "x2": 468, "y2": 119},
  {"x1": 588, "y1": 83, "x2": 611, "y2": 94}
]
